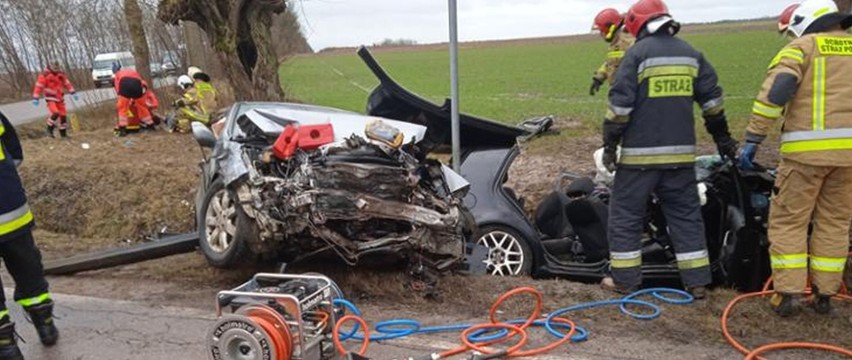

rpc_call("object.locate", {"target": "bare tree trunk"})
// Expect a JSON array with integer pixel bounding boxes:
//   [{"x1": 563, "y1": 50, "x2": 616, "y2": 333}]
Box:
[
  {"x1": 158, "y1": 0, "x2": 286, "y2": 101},
  {"x1": 125, "y1": 0, "x2": 151, "y2": 80}
]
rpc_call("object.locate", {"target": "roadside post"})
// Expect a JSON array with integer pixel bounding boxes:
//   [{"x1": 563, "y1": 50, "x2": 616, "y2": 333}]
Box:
[{"x1": 449, "y1": 0, "x2": 461, "y2": 171}]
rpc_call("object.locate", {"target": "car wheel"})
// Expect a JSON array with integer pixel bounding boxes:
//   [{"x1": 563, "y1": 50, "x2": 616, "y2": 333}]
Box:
[
  {"x1": 474, "y1": 225, "x2": 533, "y2": 276},
  {"x1": 198, "y1": 179, "x2": 250, "y2": 268}
]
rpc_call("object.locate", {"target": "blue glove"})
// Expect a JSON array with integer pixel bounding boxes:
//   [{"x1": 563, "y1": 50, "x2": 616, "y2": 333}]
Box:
[
  {"x1": 31, "y1": 99, "x2": 39, "y2": 107},
  {"x1": 739, "y1": 142, "x2": 758, "y2": 170},
  {"x1": 72, "y1": 93, "x2": 79, "y2": 101}
]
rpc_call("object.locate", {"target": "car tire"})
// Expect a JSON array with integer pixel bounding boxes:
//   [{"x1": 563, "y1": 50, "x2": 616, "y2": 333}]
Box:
[
  {"x1": 94, "y1": 83, "x2": 101, "y2": 89},
  {"x1": 198, "y1": 178, "x2": 251, "y2": 268},
  {"x1": 473, "y1": 225, "x2": 533, "y2": 276}
]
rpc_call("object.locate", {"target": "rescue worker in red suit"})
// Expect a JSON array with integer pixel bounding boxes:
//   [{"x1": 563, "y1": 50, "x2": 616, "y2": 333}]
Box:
[
  {"x1": 0, "y1": 111, "x2": 60, "y2": 360},
  {"x1": 31, "y1": 61, "x2": 78, "y2": 138},
  {"x1": 112, "y1": 63, "x2": 154, "y2": 137},
  {"x1": 142, "y1": 80, "x2": 163, "y2": 126}
]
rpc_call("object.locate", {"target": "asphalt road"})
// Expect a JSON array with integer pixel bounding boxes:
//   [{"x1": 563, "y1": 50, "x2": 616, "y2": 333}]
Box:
[
  {"x1": 1, "y1": 77, "x2": 174, "y2": 125},
  {"x1": 2, "y1": 288, "x2": 741, "y2": 360}
]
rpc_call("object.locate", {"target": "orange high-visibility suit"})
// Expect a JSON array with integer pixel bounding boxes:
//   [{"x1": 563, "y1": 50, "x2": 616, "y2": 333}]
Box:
[
  {"x1": 113, "y1": 69, "x2": 153, "y2": 133},
  {"x1": 32, "y1": 69, "x2": 76, "y2": 135}
]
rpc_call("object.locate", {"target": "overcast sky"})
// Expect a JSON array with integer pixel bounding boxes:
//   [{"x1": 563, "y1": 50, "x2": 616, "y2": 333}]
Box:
[{"x1": 294, "y1": 0, "x2": 783, "y2": 50}]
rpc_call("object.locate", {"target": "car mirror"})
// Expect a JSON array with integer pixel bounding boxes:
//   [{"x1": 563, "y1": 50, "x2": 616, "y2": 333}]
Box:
[{"x1": 192, "y1": 122, "x2": 217, "y2": 148}]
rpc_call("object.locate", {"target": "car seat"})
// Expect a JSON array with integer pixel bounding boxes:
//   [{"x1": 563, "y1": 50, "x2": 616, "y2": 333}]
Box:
[{"x1": 564, "y1": 196, "x2": 609, "y2": 262}]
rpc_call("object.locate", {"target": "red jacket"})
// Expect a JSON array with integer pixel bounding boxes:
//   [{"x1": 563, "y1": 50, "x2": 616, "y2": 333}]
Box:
[{"x1": 32, "y1": 69, "x2": 76, "y2": 103}]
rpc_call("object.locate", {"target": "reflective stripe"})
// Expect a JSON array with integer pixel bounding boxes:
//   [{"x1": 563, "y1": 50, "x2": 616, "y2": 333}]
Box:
[
  {"x1": 780, "y1": 128, "x2": 852, "y2": 153},
  {"x1": 768, "y1": 49, "x2": 805, "y2": 68},
  {"x1": 611, "y1": 251, "x2": 642, "y2": 269},
  {"x1": 637, "y1": 65, "x2": 698, "y2": 83},
  {"x1": 770, "y1": 253, "x2": 808, "y2": 269},
  {"x1": 675, "y1": 250, "x2": 709, "y2": 261},
  {"x1": 17, "y1": 293, "x2": 50, "y2": 307},
  {"x1": 621, "y1": 145, "x2": 696, "y2": 156},
  {"x1": 701, "y1": 97, "x2": 724, "y2": 112},
  {"x1": 0, "y1": 310, "x2": 7, "y2": 320},
  {"x1": 810, "y1": 256, "x2": 847, "y2": 273},
  {"x1": 611, "y1": 250, "x2": 642, "y2": 260},
  {"x1": 0, "y1": 204, "x2": 33, "y2": 236},
  {"x1": 675, "y1": 250, "x2": 710, "y2": 270},
  {"x1": 813, "y1": 57, "x2": 826, "y2": 130},
  {"x1": 621, "y1": 145, "x2": 696, "y2": 165},
  {"x1": 782, "y1": 128, "x2": 852, "y2": 142},
  {"x1": 752, "y1": 101, "x2": 784, "y2": 119},
  {"x1": 0, "y1": 124, "x2": 4, "y2": 161},
  {"x1": 813, "y1": 7, "x2": 832, "y2": 17},
  {"x1": 609, "y1": 105, "x2": 633, "y2": 116},
  {"x1": 607, "y1": 50, "x2": 625, "y2": 59},
  {"x1": 637, "y1": 57, "x2": 700, "y2": 74}
]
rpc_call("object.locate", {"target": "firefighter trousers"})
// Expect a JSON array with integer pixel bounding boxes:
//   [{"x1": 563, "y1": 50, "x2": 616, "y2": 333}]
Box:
[
  {"x1": 769, "y1": 159, "x2": 852, "y2": 295},
  {"x1": 608, "y1": 168, "x2": 712, "y2": 289},
  {"x1": 0, "y1": 230, "x2": 51, "y2": 317}
]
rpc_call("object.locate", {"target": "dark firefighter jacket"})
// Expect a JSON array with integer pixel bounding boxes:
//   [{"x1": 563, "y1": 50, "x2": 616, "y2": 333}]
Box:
[
  {"x1": 0, "y1": 111, "x2": 33, "y2": 241},
  {"x1": 605, "y1": 31, "x2": 725, "y2": 169}
]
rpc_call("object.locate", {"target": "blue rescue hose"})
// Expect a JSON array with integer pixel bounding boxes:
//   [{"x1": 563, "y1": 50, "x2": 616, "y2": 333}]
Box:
[{"x1": 333, "y1": 287, "x2": 692, "y2": 345}]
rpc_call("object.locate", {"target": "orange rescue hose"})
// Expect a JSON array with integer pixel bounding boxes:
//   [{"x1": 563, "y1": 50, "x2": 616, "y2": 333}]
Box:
[{"x1": 723, "y1": 260, "x2": 852, "y2": 360}]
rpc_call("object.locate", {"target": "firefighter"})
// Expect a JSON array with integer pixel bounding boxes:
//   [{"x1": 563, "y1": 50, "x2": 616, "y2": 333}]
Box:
[
  {"x1": 141, "y1": 80, "x2": 163, "y2": 127},
  {"x1": 187, "y1": 66, "x2": 220, "y2": 117},
  {"x1": 590, "y1": 8, "x2": 634, "y2": 96},
  {"x1": 112, "y1": 63, "x2": 155, "y2": 136},
  {"x1": 739, "y1": 0, "x2": 852, "y2": 317},
  {"x1": 31, "y1": 61, "x2": 78, "y2": 138},
  {"x1": 601, "y1": 0, "x2": 738, "y2": 298},
  {"x1": 0, "y1": 111, "x2": 59, "y2": 360},
  {"x1": 171, "y1": 68, "x2": 218, "y2": 132}
]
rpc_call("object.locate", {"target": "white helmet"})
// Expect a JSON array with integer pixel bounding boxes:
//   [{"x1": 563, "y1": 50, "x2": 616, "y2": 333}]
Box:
[
  {"x1": 177, "y1": 75, "x2": 193, "y2": 89},
  {"x1": 788, "y1": 0, "x2": 839, "y2": 38},
  {"x1": 187, "y1": 66, "x2": 203, "y2": 78}
]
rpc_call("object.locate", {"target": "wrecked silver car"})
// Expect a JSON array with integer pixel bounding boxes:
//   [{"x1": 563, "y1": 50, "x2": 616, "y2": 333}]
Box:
[{"x1": 191, "y1": 103, "x2": 474, "y2": 279}]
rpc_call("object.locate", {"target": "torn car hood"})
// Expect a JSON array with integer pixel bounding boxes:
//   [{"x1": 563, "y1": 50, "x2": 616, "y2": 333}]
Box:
[{"x1": 358, "y1": 46, "x2": 529, "y2": 150}]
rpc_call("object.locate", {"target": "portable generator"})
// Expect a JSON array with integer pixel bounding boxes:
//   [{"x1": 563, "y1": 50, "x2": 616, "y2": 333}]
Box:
[{"x1": 206, "y1": 273, "x2": 345, "y2": 360}]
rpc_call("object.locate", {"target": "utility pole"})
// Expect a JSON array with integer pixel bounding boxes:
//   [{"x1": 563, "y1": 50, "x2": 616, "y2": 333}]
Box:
[{"x1": 448, "y1": 0, "x2": 461, "y2": 172}]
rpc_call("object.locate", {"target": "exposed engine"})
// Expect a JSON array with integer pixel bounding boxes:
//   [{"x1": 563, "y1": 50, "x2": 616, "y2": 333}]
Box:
[{"x1": 230, "y1": 116, "x2": 474, "y2": 280}]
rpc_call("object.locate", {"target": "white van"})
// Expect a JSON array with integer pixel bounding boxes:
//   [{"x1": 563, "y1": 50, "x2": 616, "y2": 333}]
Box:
[{"x1": 91, "y1": 52, "x2": 136, "y2": 88}]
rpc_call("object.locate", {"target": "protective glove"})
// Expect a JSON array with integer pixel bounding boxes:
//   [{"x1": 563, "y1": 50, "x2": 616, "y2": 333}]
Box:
[
  {"x1": 172, "y1": 99, "x2": 185, "y2": 108},
  {"x1": 715, "y1": 136, "x2": 739, "y2": 161},
  {"x1": 72, "y1": 93, "x2": 79, "y2": 101},
  {"x1": 31, "y1": 99, "x2": 39, "y2": 107},
  {"x1": 602, "y1": 146, "x2": 618, "y2": 173},
  {"x1": 739, "y1": 142, "x2": 758, "y2": 170},
  {"x1": 589, "y1": 78, "x2": 604, "y2": 96}
]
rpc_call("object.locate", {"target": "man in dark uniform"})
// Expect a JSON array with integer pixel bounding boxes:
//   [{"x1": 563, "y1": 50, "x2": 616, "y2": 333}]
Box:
[
  {"x1": 0, "y1": 111, "x2": 59, "y2": 359},
  {"x1": 601, "y1": 0, "x2": 738, "y2": 298}
]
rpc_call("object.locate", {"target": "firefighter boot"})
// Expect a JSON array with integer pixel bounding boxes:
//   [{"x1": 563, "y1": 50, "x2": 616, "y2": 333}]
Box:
[
  {"x1": 811, "y1": 285, "x2": 832, "y2": 315},
  {"x1": 770, "y1": 293, "x2": 800, "y2": 317},
  {"x1": 25, "y1": 301, "x2": 58, "y2": 346},
  {"x1": 115, "y1": 127, "x2": 128, "y2": 137},
  {"x1": 58, "y1": 129, "x2": 67, "y2": 138},
  {"x1": 46, "y1": 125, "x2": 55, "y2": 138},
  {"x1": 688, "y1": 286, "x2": 707, "y2": 300},
  {"x1": 0, "y1": 321, "x2": 24, "y2": 360}
]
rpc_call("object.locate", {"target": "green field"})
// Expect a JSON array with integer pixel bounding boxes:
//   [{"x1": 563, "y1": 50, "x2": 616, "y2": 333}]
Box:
[{"x1": 280, "y1": 26, "x2": 788, "y2": 138}]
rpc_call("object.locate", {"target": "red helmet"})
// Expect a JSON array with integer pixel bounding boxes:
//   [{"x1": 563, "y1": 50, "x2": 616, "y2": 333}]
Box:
[
  {"x1": 777, "y1": 4, "x2": 801, "y2": 33},
  {"x1": 592, "y1": 8, "x2": 625, "y2": 41},
  {"x1": 624, "y1": 0, "x2": 671, "y2": 37}
]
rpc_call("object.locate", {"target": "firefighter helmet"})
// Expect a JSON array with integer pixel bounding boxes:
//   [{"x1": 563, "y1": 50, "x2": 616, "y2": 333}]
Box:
[
  {"x1": 592, "y1": 8, "x2": 625, "y2": 41},
  {"x1": 788, "y1": 0, "x2": 839, "y2": 38},
  {"x1": 187, "y1": 66, "x2": 203, "y2": 78},
  {"x1": 178, "y1": 75, "x2": 193, "y2": 90},
  {"x1": 46, "y1": 60, "x2": 61, "y2": 72},
  {"x1": 624, "y1": 0, "x2": 671, "y2": 37},
  {"x1": 778, "y1": 4, "x2": 801, "y2": 33}
]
